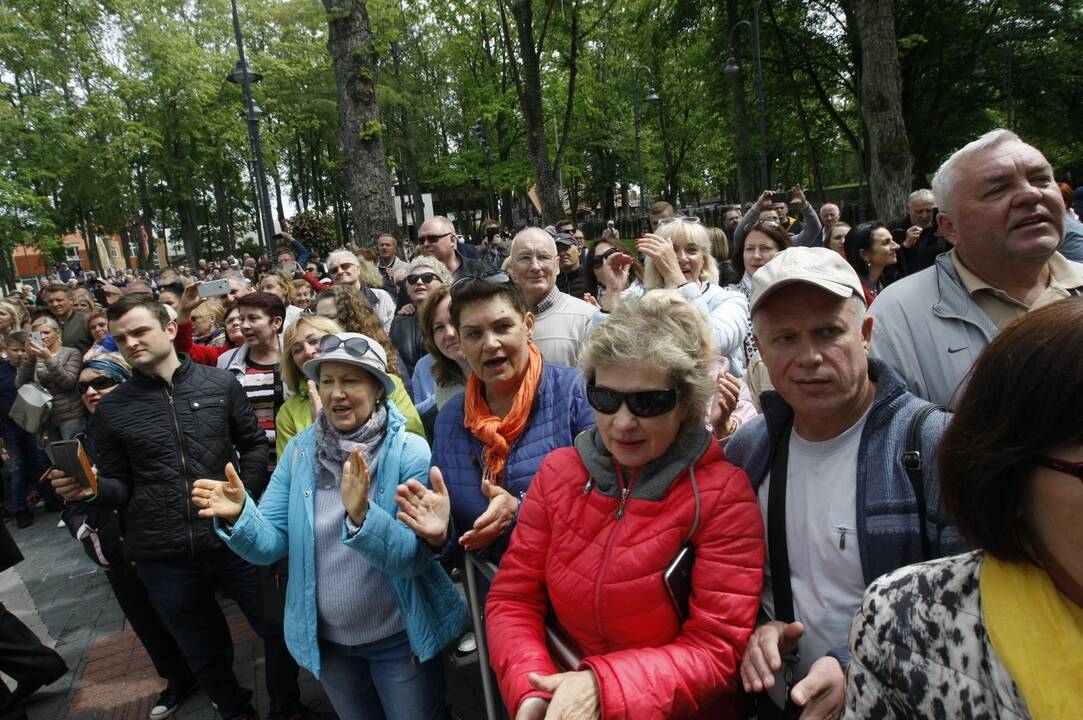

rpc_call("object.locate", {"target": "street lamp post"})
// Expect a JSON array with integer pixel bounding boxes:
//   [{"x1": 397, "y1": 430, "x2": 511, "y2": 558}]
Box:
[
  {"x1": 724, "y1": 5, "x2": 769, "y2": 190},
  {"x1": 226, "y1": 0, "x2": 276, "y2": 259},
  {"x1": 631, "y1": 66, "x2": 660, "y2": 228},
  {"x1": 474, "y1": 120, "x2": 498, "y2": 221}
]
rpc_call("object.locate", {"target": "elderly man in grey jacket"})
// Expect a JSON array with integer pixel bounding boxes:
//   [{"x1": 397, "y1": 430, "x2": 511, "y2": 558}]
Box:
[{"x1": 870, "y1": 129, "x2": 1083, "y2": 407}]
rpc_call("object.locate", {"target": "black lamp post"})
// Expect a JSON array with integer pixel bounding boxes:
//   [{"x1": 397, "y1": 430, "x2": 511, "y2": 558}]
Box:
[
  {"x1": 631, "y1": 66, "x2": 660, "y2": 227},
  {"x1": 474, "y1": 119, "x2": 498, "y2": 221},
  {"x1": 226, "y1": 0, "x2": 276, "y2": 259},
  {"x1": 724, "y1": 6, "x2": 769, "y2": 190}
]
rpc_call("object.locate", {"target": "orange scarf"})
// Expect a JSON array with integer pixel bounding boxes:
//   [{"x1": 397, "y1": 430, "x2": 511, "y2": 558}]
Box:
[{"x1": 464, "y1": 343, "x2": 544, "y2": 486}]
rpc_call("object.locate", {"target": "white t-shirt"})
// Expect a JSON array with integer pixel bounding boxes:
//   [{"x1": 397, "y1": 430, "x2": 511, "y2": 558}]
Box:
[{"x1": 758, "y1": 405, "x2": 871, "y2": 706}]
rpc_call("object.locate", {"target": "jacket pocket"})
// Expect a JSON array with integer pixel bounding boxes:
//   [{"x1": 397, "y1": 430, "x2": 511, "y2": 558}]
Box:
[{"x1": 189, "y1": 396, "x2": 228, "y2": 439}]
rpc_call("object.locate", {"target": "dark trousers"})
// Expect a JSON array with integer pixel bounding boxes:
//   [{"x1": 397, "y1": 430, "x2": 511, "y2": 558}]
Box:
[
  {"x1": 0, "y1": 423, "x2": 50, "y2": 513},
  {"x1": 134, "y1": 550, "x2": 299, "y2": 720},
  {"x1": 0, "y1": 602, "x2": 67, "y2": 719},
  {"x1": 105, "y1": 566, "x2": 194, "y2": 686}
]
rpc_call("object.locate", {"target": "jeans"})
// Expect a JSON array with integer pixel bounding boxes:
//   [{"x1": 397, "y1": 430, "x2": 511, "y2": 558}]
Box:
[
  {"x1": 318, "y1": 631, "x2": 444, "y2": 720},
  {"x1": 105, "y1": 566, "x2": 194, "y2": 686},
  {"x1": 134, "y1": 550, "x2": 299, "y2": 719},
  {"x1": 0, "y1": 423, "x2": 49, "y2": 513}
]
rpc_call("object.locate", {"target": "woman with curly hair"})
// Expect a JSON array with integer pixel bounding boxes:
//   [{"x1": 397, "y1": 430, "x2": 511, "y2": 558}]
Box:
[{"x1": 314, "y1": 286, "x2": 402, "y2": 379}]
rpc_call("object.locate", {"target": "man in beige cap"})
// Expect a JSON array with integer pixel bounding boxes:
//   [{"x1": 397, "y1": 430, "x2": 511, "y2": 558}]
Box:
[{"x1": 725, "y1": 247, "x2": 964, "y2": 720}]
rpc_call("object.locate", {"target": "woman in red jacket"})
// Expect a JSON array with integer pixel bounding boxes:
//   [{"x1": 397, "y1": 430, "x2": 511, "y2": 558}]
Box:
[{"x1": 483, "y1": 290, "x2": 765, "y2": 719}]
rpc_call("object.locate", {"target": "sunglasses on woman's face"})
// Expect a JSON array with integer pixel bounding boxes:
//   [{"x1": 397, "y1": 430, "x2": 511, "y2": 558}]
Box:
[
  {"x1": 406, "y1": 272, "x2": 440, "y2": 285},
  {"x1": 586, "y1": 384, "x2": 679, "y2": 418},
  {"x1": 1035, "y1": 455, "x2": 1083, "y2": 483},
  {"x1": 78, "y1": 376, "x2": 120, "y2": 395},
  {"x1": 319, "y1": 335, "x2": 372, "y2": 360},
  {"x1": 591, "y1": 247, "x2": 622, "y2": 268}
]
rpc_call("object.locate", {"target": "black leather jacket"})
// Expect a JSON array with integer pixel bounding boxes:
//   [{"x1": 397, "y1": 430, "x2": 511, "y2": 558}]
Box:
[{"x1": 91, "y1": 354, "x2": 268, "y2": 559}]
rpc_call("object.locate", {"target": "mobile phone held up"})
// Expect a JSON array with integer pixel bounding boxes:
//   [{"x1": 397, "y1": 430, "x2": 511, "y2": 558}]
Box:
[
  {"x1": 29, "y1": 331, "x2": 43, "y2": 344},
  {"x1": 197, "y1": 279, "x2": 231, "y2": 298}
]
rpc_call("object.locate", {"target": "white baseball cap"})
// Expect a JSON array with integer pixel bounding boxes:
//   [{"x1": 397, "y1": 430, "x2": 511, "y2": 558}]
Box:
[{"x1": 750, "y1": 247, "x2": 866, "y2": 315}]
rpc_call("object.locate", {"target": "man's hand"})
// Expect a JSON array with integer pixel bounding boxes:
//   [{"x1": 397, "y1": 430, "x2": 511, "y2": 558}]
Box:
[
  {"x1": 396, "y1": 466, "x2": 451, "y2": 546},
  {"x1": 790, "y1": 656, "x2": 845, "y2": 720},
  {"x1": 904, "y1": 225, "x2": 923, "y2": 248},
  {"x1": 740, "y1": 620, "x2": 805, "y2": 693},
  {"x1": 397, "y1": 303, "x2": 416, "y2": 316},
  {"x1": 458, "y1": 477, "x2": 518, "y2": 551},
  {"x1": 341, "y1": 447, "x2": 370, "y2": 527},
  {"x1": 756, "y1": 190, "x2": 775, "y2": 210},
  {"x1": 515, "y1": 697, "x2": 549, "y2": 720},
  {"x1": 177, "y1": 283, "x2": 206, "y2": 323},
  {"x1": 790, "y1": 186, "x2": 807, "y2": 208},
  {"x1": 191, "y1": 462, "x2": 247, "y2": 523},
  {"x1": 528, "y1": 670, "x2": 600, "y2": 720},
  {"x1": 47, "y1": 468, "x2": 93, "y2": 502}
]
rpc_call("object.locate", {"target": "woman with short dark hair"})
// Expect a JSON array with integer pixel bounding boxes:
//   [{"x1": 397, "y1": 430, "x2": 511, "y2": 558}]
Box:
[{"x1": 845, "y1": 298, "x2": 1083, "y2": 719}]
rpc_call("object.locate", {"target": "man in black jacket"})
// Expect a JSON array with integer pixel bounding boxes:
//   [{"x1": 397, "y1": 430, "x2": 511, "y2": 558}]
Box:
[{"x1": 51, "y1": 296, "x2": 279, "y2": 720}]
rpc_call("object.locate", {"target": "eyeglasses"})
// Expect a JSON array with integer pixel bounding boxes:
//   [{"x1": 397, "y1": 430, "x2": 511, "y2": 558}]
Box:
[
  {"x1": 450, "y1": 271, "x2": 513, "y2": 294},
  {"x1": 656, "y1": 215, "x2": 702, "y2": 227},
  {"x1": 591, "y1": 247, "x2": 622, "y2": 268},
  {"x1": 753, "y1": 221, "x2": 782, "y2": 230},
  {"x1": 329, "y1": 262, "x2": 356, "y2": 275},
  {"x1": 78, "y1": 376, "x2": 119, "y2": 395},
  {"x1": 586, "y1": 384, "x2": 679, "y2": 418},
  {"x1": 319, "y1": 335, "x2": 372, "y2": 360},
  {"x1": 406, "y1": 272, "x2": 441, "y2": 285},
  {"x1": 1035, "y1": 455, "x2": 1083, "y2": 482},
  {"x1": 418, "y1": 232, "x2": 453, "y2": 245},
  {"x1": 513, "y1": 252, "x2": 556, "y2": 267}
]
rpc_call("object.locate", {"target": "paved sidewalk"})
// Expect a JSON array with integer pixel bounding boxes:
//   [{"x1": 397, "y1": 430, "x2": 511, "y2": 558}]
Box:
[{"x1": 1, "y1": 512, "x2": 492, "y2": 720}]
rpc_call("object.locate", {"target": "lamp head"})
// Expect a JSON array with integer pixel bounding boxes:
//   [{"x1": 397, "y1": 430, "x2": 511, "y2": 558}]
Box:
[
  {"x1": 644, "y1": 88, "x2": 660, "y2": 102},
  {"x1": 723, "y1": 57, "x2": 741, "y2": 76}
]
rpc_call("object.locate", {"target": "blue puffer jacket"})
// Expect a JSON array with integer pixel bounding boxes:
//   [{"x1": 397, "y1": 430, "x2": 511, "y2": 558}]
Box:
[
  {"x1": 432, "y1": 361, "x2": 595, "y2": 561},
  {"x1": 216, "y1": 402, "x2": 468, "y2": 677}
]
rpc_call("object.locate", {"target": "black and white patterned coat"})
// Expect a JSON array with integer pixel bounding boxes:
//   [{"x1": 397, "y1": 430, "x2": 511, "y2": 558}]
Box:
[{"x1": 845, "y1": 551, "x2": 1031, "y2": 719}]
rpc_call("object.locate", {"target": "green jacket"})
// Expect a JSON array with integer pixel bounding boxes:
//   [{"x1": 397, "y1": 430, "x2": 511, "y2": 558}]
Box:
[{"x1": 275, "y1": 375, "x2": 424, "y2": 457}]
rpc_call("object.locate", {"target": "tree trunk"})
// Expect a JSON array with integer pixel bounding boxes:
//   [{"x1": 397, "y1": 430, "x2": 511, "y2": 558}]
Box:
[
  {"x1": 852, "y1": 0, "x2": 912, "y2": 220},
  {"x1": 505, "y1": 0, "x2": 563, "y2": 223},
  {"x1": 213, "y1": 171, "x2": 235, "y2": 255},
  {"x1": 177, "y1": 197, "x2": 200, "y2": 268},
  {"x1": 323, "y1": 0, "x2": 397, "y2": 245},
  {"x1": 726, "y1": 0, "x2": 755, "y2": 201}
]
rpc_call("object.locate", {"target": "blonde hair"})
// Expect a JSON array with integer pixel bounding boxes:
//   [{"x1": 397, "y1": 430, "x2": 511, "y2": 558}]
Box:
[
  {"x1": 281, "y1": 314, "x2": 343, "y2": 393},
  {"x1": 31, "y1": 315, "x2": 60, "y2": 332},
  {"x1": 644, "y1": 221, "x2": 719, "y2": 289},
  {"x1": 0, "y1": 300, "x2": 28, "y2": 330},
  {"x1": 579, "y1": 289, "x2": 715, "y2": 434},
  {"x1": 405, "y1": 256, "x2": 452, "y2": 284}
]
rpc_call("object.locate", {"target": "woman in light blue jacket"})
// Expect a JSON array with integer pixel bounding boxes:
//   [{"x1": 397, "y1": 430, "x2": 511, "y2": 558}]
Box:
[{"x1": 192, "y1": 333, "x2": 467, "y2": 720}]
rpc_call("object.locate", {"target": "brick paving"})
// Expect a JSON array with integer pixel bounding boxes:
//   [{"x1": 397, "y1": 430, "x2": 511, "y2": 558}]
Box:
[{"x1": 2, "y1": 512, "x2": 491, "y2": 720}]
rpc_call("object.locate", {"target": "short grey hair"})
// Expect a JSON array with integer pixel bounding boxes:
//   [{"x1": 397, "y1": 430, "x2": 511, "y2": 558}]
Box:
[
  {"x1": 907, "y1": 189, "x2": 935, "y2": 207},
  {"x1": 326, "y1": 249, "x2": 358, "y2": 270},
  {"x1": 405, "y1": 256, "x2": 452, "y2": 284},
  {"x1": 579, "y1": 290, "x2": 714, "y2": 435},
  {"x1": 932, "y1": 129, "x2": 1020, "y2": 213}
]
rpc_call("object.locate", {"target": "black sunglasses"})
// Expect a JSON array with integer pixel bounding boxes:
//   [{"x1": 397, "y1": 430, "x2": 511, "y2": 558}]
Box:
[
  {"x1": 586, "y1": 384, "x2": 679, "y2": 418},
  {"x1": 417, "y1": 232, "x2": 453, "y2": 245},
  {"x1": 1035, "y1": 455, "x2": 1083, "y2": 482},
  {"x1": 406, "y1": 272, "x2": 441, "y2": 285},
  {"x1": 319, "y1": 335, "x2": 372, "y2": 360},
  {"x1": 78, "y1": 376, "x2": 120, "y2": 395},
  {"x1": 450, "y1": 271, "x2": 513, "y2": 294},
  {"x1": 591, "y1": 247, "x2": 622, "y2": 268}
]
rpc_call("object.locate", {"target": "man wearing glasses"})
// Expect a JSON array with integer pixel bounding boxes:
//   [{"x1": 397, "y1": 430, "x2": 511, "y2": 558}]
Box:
[
  {"x1": 507, "y1": 227, "x2": 595, "y2": 367},
  {"x1": 326, "y1": 249, "x2": 396, "y2": 332},
  {"x1": 415, "y1": 216, "x2": 485, "y2": 281}
]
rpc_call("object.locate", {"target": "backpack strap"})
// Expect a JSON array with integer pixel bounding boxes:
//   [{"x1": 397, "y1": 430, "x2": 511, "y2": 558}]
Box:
[
  {"x1": 767, "y1": 420, "x2": 795, "y2": 623},
  {"x1": 901, "y1": 403, "x2": 945, "y2": 561}
]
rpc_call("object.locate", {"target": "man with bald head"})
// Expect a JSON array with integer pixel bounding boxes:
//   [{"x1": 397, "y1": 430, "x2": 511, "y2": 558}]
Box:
[
  {"x1": 871, "y1": 129, "x2": 1083, "y2": 406},
  {"x1": 508, "y1": 227, "x2": 595, "y2": 367},
  {"x1": 416, "y1": 216, "x2": 485, "y2": 281}
]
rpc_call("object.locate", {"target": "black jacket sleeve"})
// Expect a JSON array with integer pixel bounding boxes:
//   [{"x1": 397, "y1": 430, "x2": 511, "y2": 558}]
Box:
[
  {"x1": 226, "y1": 375, "x2": 270, "y2": 496},
  {"x1": 90, "y1": 407, "x2": 133, "y2": 509}
]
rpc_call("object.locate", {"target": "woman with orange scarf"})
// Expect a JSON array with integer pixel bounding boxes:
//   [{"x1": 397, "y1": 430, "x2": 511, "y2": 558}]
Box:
[{"x1": 401, "y1": 273, "x2": 594, "y2": 562}]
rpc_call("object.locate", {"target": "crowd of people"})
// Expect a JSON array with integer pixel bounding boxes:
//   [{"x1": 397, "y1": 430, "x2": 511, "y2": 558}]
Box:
[{"x1": 0, "y1": 127, "x2": 1080, "y2": 720}]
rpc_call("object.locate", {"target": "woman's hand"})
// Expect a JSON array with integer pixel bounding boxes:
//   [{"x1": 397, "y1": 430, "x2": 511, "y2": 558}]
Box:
[
  {"x1": 177, "y1": 283, "x2": 206, "y2": 323},
  {"x1": 459, "y1": 477, "x2": 518, "y2": 551},
  {"x1": 528, "y1": 670, "x2": 600, "y2": 720},
  {"x1": 191, "y1": 462, "x2": 247, "y2": 523},
  {"x1": 306, "y1": 379, "x2": 322, "y2": 419},
  {"x1": 597, "y1": 250, "x2": 635, "y2": 294},
  {"x1": 635, "y1": 234, "x2": 684, "y2": 288},
  {"x1": 27, "y1": 339, "x2": 52, "y2": 361},
  {"x1": 396, "y1": 466, "x2": 451, "y2": 546},
  {"x1": 341, "y1": 447, "x2": 370, "y2": 527},
  {"x1": 515, "y1": 697, "x2": 549, "y2": 720},
  {"x1": 709, "y1": 370, "x2": 742, "y2": 439},
  {"x1": 47, "y1": 468, "x2": 93, "y2": 502}
]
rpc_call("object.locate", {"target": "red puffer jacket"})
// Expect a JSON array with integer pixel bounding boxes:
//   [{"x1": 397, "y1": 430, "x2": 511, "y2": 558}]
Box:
[{"x1": 486, "y1": 429, "x2": 765, "y2": 719}]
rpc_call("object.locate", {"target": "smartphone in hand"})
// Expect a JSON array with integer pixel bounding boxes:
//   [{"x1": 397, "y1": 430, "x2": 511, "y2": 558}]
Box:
[{"x1": 197, "y1": 279, "x2": 230, "y2": 298}]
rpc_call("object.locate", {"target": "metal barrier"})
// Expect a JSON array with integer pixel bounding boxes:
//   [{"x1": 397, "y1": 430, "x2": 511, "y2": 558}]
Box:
[{"x1": 462, "y1": 552, "x2": 585, "y2": 720}]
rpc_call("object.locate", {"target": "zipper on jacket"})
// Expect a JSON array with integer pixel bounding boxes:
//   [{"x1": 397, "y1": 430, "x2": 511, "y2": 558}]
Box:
[
  {"x1": 166, "y1": 389, "x2": 196, "y2": 556},
  {"x1": 592, "y1": 463, "x2": 637, "y2": 648}
]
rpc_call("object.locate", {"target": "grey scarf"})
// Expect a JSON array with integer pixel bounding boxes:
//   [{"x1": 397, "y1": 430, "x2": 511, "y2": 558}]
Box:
[{"x1": 314, "y1": 404, "x2": 388, "y2": 490}]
